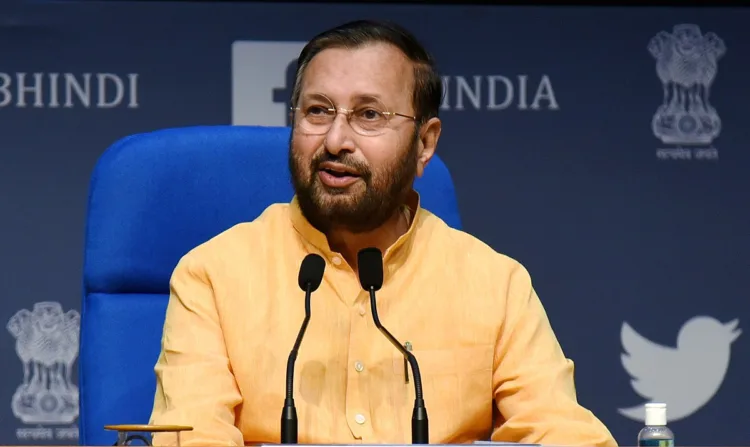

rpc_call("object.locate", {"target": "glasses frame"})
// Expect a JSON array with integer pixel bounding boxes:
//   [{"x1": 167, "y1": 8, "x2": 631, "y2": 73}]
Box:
[{"x1": 290, "y1": 95, "x2": 417, "y2": 136}]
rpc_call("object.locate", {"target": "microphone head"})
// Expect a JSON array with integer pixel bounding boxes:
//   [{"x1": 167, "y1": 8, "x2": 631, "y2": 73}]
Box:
[
  {"x1": 298, "y1": 253, "x2": 326, "y2": 291},
  {"x1": 357, "y1": 247, "x2": 384, "y2": 291}
]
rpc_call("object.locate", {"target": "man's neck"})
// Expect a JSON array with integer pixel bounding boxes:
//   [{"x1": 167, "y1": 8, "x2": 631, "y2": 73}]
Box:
[{"x1": 327, "y1": 205, "x2": 411, "y2": 270}]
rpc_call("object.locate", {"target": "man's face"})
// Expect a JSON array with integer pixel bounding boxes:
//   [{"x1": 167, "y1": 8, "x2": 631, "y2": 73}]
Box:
[{"x1": 289, "y1": 43, "x2": 420, "y2": 234}]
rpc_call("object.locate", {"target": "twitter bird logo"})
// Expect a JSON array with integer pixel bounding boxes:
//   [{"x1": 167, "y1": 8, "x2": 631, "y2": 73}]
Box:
[{"x1": 619, "y1": 316, "x2": 741, "y2": 422}]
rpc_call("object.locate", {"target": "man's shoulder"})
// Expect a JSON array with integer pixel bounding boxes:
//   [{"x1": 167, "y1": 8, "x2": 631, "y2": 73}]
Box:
[
  {"x1": 418, "y1": 210, "x2": 529, "y2": 281},
  {"x1": 417, "y1": 211, "x2": 534, "y2": 311},
  {"x1": 183, "y1": 202, "x2": 293, "y2": 261},
  {"x1": 424, "y1": 210, "x2": 517, "y2": 263}
]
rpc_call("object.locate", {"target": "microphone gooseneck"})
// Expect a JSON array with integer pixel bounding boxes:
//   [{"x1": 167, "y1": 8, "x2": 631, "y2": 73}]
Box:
[
  {"x1": 357, "y1": 247, "x2": 429, "y2": 444},
  {"x1": 368, "y1": 286, "x2": 429, "y2": 443},
  {"x1": 285, "y1": 281, "x2": 312, "y2": 401},
  {"x1": 368, "y1": 287, "x2": 425, "y2": 402},
  {"x1": 281, "y1": 253, "x2": 325, "y2": 444}
]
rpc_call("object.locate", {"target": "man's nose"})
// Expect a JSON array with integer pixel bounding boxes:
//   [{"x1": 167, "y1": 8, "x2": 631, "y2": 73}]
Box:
[{"x1": 324, "y1": 113, "x2": 356, "y2": 155}]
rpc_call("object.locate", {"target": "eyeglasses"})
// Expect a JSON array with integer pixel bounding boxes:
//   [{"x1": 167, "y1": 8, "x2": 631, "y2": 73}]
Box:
[{"x1": 291, "y1": 95, "x2": 416, "y2": 137}]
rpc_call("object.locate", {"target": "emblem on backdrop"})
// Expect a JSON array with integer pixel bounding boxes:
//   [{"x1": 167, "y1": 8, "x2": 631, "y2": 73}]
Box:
[
  {"x1": 649, "y1": 24, "x2": 726, "y2": 161},
  {"x1": 6, "y1": 302, "x2": 80, "y2": 441},
  {"x1": 618, "y1": 316, "x2": 741, "y2": 422}
]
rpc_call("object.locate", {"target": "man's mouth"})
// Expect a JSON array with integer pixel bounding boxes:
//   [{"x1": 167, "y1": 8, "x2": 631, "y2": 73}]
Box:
[
  {"x1": 318, "y1": 162, "x2": 361, "y2": 178},
  {"x1": 320, "y1": 168, "x2": 359, "y2": 178},
  {"x1": 317, "y1": 162, "x2": 362, "y2": 187}
]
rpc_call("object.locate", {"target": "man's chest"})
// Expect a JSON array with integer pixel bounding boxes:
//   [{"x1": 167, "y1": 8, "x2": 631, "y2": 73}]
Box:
[
  {"x1": 213, "y1": 265, "x2": 499, "y2": 442},
  {"x1": 216, "y1": 263, "x2": 499, "y2": 363}
]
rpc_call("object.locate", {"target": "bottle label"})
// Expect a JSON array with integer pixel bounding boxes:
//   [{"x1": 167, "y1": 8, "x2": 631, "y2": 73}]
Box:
[{"x1": 639, "y1": 440, "x2": 674, "y2": 447}]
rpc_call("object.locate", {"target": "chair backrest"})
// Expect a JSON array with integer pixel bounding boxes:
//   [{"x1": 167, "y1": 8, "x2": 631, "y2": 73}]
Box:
[{"x1": 78, "y1": 125, "x2": 462, "y2": 445}]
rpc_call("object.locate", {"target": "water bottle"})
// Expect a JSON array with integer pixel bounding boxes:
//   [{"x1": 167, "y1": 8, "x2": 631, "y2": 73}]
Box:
[{"x1": 638, "y1": 403, "x2": 674, "y2": 447}]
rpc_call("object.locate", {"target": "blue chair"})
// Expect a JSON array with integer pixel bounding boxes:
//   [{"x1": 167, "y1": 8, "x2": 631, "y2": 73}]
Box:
[{"x1": 78, "y1": 125, "x2": 462, "y2": 446}]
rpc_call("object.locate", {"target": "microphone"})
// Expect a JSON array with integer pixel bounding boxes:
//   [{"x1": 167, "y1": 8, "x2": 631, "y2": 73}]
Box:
[
  {"x1": 281, "y1": 253, "x2": 326, "y2": 444},
  {"x1": 357, "y1": 247, "x2": 429, "y2": 444}
]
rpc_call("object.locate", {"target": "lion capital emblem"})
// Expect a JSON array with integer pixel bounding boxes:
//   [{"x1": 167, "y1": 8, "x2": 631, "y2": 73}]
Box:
[
  {"x1": 649, "y1": 24, "x2": 726, "y2": 145},
  {"x1": 7, "y1": 301, "x2": 80, "y2": 424}
]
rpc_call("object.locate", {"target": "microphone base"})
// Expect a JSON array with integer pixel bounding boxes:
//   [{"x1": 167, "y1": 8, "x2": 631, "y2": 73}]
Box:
[
  {"x1": 280, "y1": 403, "x2": 298, "y2": 444},
  {"x1": 411, "y1": 404, "x2": 429, "y2": 444}
]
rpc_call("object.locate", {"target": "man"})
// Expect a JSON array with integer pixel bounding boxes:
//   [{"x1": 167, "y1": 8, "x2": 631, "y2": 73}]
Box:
[{"x1": 149, "y1": 20, "x2": 617, "y2": 447}]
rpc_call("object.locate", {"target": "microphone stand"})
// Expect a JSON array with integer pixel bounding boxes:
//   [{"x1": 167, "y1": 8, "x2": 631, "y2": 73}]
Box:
[
  {"x1": 281, "y1": 281, "x2": 313, "y2": 444},
  {"x1": 368, "y1": 286, "x2": 429, "y2": 444}
]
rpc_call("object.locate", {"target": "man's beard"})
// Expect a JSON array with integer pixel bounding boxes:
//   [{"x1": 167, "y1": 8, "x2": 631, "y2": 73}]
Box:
[{"x1": 289, "y1": 132, "x2": 419, "y2": 235}]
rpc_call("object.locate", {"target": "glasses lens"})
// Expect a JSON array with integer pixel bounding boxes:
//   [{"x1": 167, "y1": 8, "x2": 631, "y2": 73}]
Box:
[
  {"x1": 349, "y1": 102, "x2": 389, "y2": 136},
  {"x1": 295, "y1": 97, "x2": 335, "y2": 135}
]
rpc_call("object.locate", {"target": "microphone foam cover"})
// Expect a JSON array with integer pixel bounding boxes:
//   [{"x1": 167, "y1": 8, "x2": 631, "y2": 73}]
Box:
[
  {"x1": 298, "y1": 253, "x2": 326, "y2": 291},
  {"x1": 357, "y1": 247, "x2": 384, "y2": 291}
]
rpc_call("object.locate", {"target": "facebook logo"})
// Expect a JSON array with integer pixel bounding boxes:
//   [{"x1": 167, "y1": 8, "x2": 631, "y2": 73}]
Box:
[
  {"x1": 273, "y1": 60, "x2": 298, "y2": 126},
  {"x1": 231, "y1": 41, "x2": 306, "y2": 126}
]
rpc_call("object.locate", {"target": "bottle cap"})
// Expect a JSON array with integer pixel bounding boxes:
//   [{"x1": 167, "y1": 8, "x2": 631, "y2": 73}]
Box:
[{"x1": 645, "y1": 402, "x2": 667, "y2": 426}]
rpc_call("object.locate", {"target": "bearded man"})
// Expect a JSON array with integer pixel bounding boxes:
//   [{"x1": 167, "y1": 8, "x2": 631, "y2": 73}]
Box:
[{"x1": 149, "y1": 19, "x2": 616, "y2": 447}]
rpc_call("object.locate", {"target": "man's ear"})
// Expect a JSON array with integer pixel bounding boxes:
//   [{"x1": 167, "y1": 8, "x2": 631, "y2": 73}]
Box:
[{"x1": 416, "y1": 117, "x2": 441, "y2": 177}]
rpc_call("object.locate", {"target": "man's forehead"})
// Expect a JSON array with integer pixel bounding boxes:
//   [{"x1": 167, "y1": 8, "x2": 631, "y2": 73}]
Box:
[{"x1": 301, "y1": 43, "x2": 413, "y2": 105}]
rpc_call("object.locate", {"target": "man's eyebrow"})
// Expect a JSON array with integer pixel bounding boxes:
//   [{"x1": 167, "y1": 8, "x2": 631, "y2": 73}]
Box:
[
  {"x1": 300, "y1": 92, "x2": 331, "y2": 101},
  {"x1": 352, "y1": 94, "x2": 384, "y2": 103},
  {"x1": 299, "y1": 92, "x2": 389, "y2": 106}
]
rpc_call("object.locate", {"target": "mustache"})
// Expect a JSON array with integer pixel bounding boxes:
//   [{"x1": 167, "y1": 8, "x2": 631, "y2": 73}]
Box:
[{"x1": 311, "y1": 152, "x2": 371, "y2": 177}]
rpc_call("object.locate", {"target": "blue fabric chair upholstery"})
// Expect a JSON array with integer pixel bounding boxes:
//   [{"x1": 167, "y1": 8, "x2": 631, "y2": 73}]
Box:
[{"x1": 78, "y1": 125, "x2": 462, "y2": 446}]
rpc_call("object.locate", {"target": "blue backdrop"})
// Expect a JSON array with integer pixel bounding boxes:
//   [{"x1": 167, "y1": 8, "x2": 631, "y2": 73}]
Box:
[{"x1": 1, "y1": 1, "x2": 748, "y2": 445}]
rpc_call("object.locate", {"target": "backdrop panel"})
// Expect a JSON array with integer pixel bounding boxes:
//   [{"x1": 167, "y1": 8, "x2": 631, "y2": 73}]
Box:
[{"x1": 0, "y1": 2, "x2": 747, "y2": 445}]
